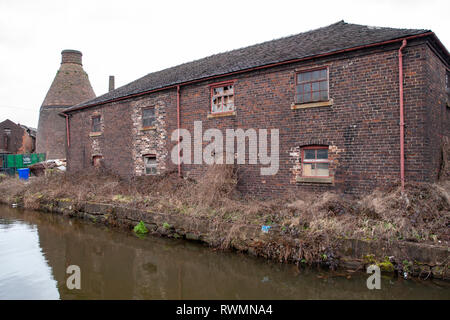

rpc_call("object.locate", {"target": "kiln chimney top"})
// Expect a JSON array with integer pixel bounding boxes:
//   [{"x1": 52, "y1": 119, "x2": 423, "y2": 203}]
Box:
[{"x1": 61, "y1": 49, "x2": 82, "y2": 65}]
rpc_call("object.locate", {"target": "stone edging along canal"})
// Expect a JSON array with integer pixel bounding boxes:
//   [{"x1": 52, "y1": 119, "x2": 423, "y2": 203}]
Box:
[{"x1": 2, "y1": 198, "x2": 449, "y2": 281}]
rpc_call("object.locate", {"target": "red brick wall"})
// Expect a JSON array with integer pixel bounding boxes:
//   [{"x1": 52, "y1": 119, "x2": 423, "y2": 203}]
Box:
[
  {"x1": 66, "y1": 39, "x2": 449, "y2": 196},
  {"x1": 0, "y1": 119, "x2": 34, "y2": 154},
  {"x1": 423, "y1": 46, "x2": 450, "y2": 180},
  {"x1": 36, "y1": 106, "x2": 68, "y2": 159},
  {"x1": 67, "y1": 100, "x2": 134, "y2": 177}
]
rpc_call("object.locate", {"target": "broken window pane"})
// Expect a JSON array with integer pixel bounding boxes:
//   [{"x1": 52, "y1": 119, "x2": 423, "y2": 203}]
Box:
[
  {"x1": 213, "y1": 87, "x2": 223, "y2": 95},
  {"x1": 211, "y1": 84, "x2": 234, "y2": 113},
  {"x1": 223, "y1": 85, "x2": 233, "y2": 95}
]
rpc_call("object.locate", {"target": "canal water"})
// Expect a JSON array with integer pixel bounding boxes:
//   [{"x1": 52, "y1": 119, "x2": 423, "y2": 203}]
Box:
[{"x1": 0, "y1": 205, "x2": 448, "y2": 300}]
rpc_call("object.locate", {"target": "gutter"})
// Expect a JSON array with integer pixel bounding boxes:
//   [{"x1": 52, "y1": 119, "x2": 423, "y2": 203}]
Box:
[
  {"x1": 62, "y1": 32, "x2": 436, "y2": 115},
  {"x1": 398, "y1": 40, "x2": 407, "y2": 192}
]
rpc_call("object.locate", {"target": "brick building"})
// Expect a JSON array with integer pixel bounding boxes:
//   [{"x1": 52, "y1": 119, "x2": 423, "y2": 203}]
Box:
[
  {"x1": 0, "y1": 119, "x2": 36, "y2": 155},
  {"x1": 62, "y1": 21, "x2": 450, "y2": 195},
  {"x1": 37, "y1": 50, "x2": 96, "y2": 160}
]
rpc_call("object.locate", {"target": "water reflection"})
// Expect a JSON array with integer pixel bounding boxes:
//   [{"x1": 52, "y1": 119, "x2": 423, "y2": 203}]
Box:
[
  {"x1": 0, "y1": 205, "x2": 449, "y2": 300},
  {"x1": 0, "y1": 217, "x2": 59, "y2": 299}
]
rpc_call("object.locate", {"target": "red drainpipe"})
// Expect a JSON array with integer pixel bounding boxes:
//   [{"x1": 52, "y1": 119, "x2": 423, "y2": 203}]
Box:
[
  {"x1": 64, "y1": 114, "x2": 70, "y2": 148},
  {"x1": 177, "y1": 85, "x2": 181, "y2": 177},
  {"x1": 398, "y1": 39, "x2": 407, "y2": 192}
]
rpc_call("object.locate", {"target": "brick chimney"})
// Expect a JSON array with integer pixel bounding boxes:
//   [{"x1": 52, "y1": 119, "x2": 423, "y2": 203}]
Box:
[
  {"x1": 109, "y1": 75, "x2": 115, "y2": 92},
  {"x1": 37, "y1": 49, "x2": 96, "y2": 159},
  {"x1": 61, "y1": 49, "x2": 82, "y2": 65}
]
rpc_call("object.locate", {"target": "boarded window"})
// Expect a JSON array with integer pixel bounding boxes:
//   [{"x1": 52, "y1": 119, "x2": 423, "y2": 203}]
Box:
[
  {"x1": 302, "y1": 146, "x2": 329, "y2": 177},
  {"x1": 91, "y1": 116, "x2": 101, "y2": 132},
  {"x1": 296, "y1": 68, "x2": 328, "y2": 104},
  {"x1": 142, "y1": 107, "x2": 156, "y2": 128},
  {"x1": 144, "y1": 155, "x2": 157, "y2": 175},
  {"x1": 211, "y1": 84, "x2": 234, "y2": 113}
]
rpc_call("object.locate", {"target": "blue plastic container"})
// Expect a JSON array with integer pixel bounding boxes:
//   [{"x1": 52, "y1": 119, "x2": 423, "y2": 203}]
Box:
[{"x1": 18, "y1": 168, "x2": 30, "y2": 180}]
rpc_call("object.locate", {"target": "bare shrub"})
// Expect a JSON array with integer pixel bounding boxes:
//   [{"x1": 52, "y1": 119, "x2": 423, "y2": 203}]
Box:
[
  {"x1": 0, "y1": 165, "x2": 448, "y2": 247},
  {"x1": 0, "y1": 177, "x2": 27, "y2": 203}
]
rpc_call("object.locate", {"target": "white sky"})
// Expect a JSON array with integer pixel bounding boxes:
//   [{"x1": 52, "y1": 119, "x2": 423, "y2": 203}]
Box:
[{"x1": 0, "y1": 0, "x2": 449, "y2": 128}]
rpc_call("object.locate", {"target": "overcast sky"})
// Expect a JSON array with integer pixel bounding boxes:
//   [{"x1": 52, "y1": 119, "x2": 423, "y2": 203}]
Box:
[{"x1": 1, "y1": 0, "x2": 449, "y2": 128}]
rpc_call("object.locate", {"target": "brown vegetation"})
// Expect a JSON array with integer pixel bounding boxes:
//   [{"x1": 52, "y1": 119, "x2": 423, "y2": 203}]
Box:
[{"x1": 0, "y1": 165, "x2": 449, "y2": 249}]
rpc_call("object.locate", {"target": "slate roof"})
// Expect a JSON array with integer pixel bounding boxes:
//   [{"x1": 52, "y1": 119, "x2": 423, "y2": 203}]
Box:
[{"x1": 66, "y1": 21, "x2": 432, "y2": 111}]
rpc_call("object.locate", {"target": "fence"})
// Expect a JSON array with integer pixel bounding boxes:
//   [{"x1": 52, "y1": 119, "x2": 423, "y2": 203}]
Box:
[{"x1": 0, "y1": 153, "x2": 46, "y2": 176}]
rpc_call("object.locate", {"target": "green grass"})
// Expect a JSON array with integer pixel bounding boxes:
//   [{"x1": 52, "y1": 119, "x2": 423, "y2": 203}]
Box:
[{"x1": 133, "y1": 221, "x2": 149, "y2": 235}]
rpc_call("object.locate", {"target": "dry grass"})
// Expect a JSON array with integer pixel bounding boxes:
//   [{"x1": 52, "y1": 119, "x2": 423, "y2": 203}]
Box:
[
  {"x1": 0, "y1": 165, "x2": 448, "y2": 247},
  {"x1": 0, "y1": 176, "x2": 28, "y2": 204}
]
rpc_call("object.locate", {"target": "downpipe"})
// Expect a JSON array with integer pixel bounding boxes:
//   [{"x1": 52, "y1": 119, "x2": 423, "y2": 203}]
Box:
[{"x1": 398, "y1": 39, "x2": 407, "y2": 192}]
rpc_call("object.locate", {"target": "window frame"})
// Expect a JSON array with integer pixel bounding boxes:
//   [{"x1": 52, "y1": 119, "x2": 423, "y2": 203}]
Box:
[
  {"x1": 91, "y1": 115, "x2": 102, "y2": 133},
  {"x1": 295, "y1": 67, "x2": 329, "y2": 104},
  {"x1": 301, "y1": 146, "x2": 330, "y2": 178},
  {"x1": 142, "y1": 106, "x2": 156, "y2": 128},
  {"x1": 3, "y1": 128, "x2": 11, "y2": 150},
  {"x1": 143, "y1": 154, "x2": 157, "y2": 175},
  {"x1": 210, "y1": 80, "x2": 236, "y2": 114},
  {"x1": 92, "y1": 155, "x2": 103, "y2": 167}
]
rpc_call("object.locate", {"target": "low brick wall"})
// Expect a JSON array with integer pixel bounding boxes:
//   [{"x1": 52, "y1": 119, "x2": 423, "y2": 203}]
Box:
[{"x1": 21, "y1": 198, "x2": 446, "y2": 281}]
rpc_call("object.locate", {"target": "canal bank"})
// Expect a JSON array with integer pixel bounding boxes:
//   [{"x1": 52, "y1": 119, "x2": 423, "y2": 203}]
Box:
[
  {"x1": 0, "y1": 195, "x2": 448, "y2": 281},
  {"x1": 2, "y1": 204, "x2": 448, "y2": 299},
  {"x1": 0, "y1": 167, "x2": 449, "y2": 281}
]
